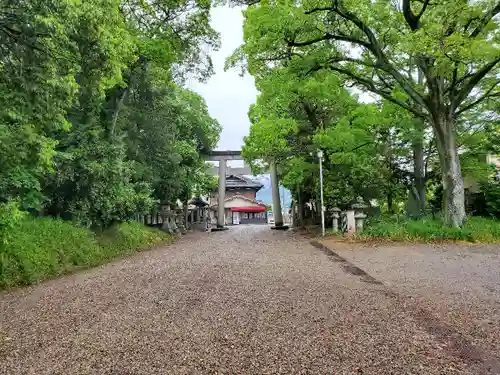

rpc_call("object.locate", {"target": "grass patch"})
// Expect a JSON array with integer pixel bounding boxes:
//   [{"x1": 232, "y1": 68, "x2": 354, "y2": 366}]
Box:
[
  {"x1": 359, "y1": 216, "x2": 500, "y2": 243},
  {"x1": 0, "y1": 217, "x2": 172, "y2": 289}
]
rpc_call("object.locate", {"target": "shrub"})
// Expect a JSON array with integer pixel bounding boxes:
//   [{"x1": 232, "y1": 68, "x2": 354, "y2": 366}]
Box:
[
  {"x1": 482, "y1": 179, "x2": 500, "y2": 218},
  {"x1": 96, "y1": 221, "x2": 172, "y2": 259},
  {"x1": 361, "y1": 216, "x2": 500, "y2": 243},
  {"x1": 0, "y1": 217, "x2": 101, "y2": 287},
  {"x1": 0, "y1": 201, "x2": 26, "y2": 245},
  {"x1": 0, "y1": 218, "x2": 171, "y2": 289}
]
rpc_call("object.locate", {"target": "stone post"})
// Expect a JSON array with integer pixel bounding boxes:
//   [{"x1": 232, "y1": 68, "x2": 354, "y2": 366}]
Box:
[
  {"x1": 184, "y1": 202, "x2": 189, "y2": 230},
  {"x1": 354, "y1": 211, "x2": 367, "y2": 232},
  {"x1": 170, "y1": 211, "x2": 179, "y2": 234},
  {"x1": 345, "y1": 210, "x2": 356, "y2": 234},
  {"x1": 176, "y1": 210, "x2": 187, "y2": 234},
  {"x1": 270, "y1": 161, "x2": 285, "y2": 228},
  {"x1": 161, "y1": 205, "x2": 173, "y2": 234},
  {"x1": 331, "y1": 207, "x2": 341, "y2": 232},
  {"x1": 205, "y1": 211, "x2": 211, "y2": 232},
  {"x1": 217, "y1": 159, "x2": 226, "y2": 229}
]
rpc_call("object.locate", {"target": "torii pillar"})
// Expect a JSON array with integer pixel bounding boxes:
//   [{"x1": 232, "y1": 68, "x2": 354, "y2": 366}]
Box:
[
  {"x1": 217, "y1": 159, "x2": 226, "y2": 228},
  {"x1": 270, "y1": 161, "x2": 288, "y2": 230}
]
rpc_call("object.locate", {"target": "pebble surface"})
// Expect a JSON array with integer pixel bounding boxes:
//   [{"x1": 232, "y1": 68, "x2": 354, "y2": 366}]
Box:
[{"x1": 0, "y1": 226, "x2": 493, "y2": 374}]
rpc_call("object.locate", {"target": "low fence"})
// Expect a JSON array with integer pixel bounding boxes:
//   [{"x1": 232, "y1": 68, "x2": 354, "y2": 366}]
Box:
[{"x1": 129, "y1": 212, "x2": 164, "y2": 228}]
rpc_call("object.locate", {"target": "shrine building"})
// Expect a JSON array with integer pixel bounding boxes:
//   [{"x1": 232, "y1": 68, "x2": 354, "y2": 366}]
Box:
[{"x1": 209, "y1": 175, "x2": 268, "y2": 225}]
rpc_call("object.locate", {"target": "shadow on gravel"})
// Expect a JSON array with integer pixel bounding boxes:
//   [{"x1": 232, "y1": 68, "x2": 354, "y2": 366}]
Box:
[
  {"x1": 309, "y1": 239, "x2": 500, "y2": 375},
  {"x1": 310, "y1": 240, "x2": 382, "y2": 285}
]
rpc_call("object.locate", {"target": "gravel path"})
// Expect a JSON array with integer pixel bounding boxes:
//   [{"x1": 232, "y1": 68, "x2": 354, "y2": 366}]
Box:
[
  {"x1": 0, "y1": 226, "x2": 495, "y2": 374},
  {"x1": 323, "y1": 239, "x2": 500, "y2": 371}
]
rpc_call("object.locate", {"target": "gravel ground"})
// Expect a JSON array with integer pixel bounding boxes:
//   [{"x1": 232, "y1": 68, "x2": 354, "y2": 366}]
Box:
[
  {"x1": 322, "y1": 239, "x2": 500, "y2": 371},
  {"x1": 0, "y1": 226, "x2": 496, "y2": 374}
]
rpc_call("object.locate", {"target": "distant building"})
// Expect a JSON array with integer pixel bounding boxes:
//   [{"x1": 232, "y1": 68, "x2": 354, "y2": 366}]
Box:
[{"x1": 209, "y1": 175, "x2": 268, "y2": 225}]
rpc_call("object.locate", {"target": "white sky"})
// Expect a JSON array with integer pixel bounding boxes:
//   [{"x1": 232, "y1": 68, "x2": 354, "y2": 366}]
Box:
[{"x1": 187, "y1": 6, "x2": 258, "y2": 152}]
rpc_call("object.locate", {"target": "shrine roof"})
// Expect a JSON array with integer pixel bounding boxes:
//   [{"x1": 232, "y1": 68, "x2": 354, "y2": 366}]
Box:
[{"x1": 225, "y1": 175, "x2": 263, "y2": 190}]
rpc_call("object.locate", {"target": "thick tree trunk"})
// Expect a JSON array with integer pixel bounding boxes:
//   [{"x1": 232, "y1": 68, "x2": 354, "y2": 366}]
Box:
[
  {"x1": 412, "y1": 119, "x2": 426, "y2": 216},
  {"x1": 432, "y1": 115, "x2": 466, "y2": 227}
]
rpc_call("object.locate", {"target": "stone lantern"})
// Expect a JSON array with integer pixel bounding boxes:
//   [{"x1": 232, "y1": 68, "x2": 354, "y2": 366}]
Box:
[{"x1": 352, "y1": 197, "x2": 367, "y2": 233}]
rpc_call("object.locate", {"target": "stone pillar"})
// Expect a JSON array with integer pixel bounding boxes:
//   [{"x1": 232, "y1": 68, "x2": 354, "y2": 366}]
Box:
[
  {"x1": 217, "y1": 159, "x2": 226, "y2": 228},
  {"x1": 161, "y1": 205, "x2": 173, "y2": 234},
  {"x1": 176, "y1": 210, "x2": 186, "y2": 234},
  {"x1": 170, "y1": 211, "x2": 179, "y2": 234},
  {"x1": 344, "y1": 210, "x2": 355, "y2": 235},
  {"x1": 331, "y1": 207, "x2": 341, "y2": 232},
  {"x1": 354, "y1": 212, "x2": 367, "y2": 232},
  {"x1": 270, "y1": 161, "x2": 284, "y2": 228}
]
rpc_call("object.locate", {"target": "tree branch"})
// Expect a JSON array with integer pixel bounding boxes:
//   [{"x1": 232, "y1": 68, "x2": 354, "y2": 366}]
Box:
[
  {"x1": 402, "y1": 0, "x2": 419, "y2": 30},
  {"x1": 286, "y1": 32, "x2": 371, "y2": 50},
  {"x1": 452, "y1": 57, "x2": 500, "y2": 111},
  {"x1": 304, "y1": 7, "x2": 332, "y2": 14},
  {"x1": 330, "y1": 2, "x2": 428, "y2": 109},
  {"x1": 456, "y1": 81, "x2": 500, "y2": 116},
  {"x1": 416, "y1": 0, "x2": 430, "y2": 20},
  {"x1": 327, "y1": 141, "x2": 373, "y2": 156},
  {"x1": 313, "y1": 63, "x2": 426, "y2": 118},
  {"x1": 470, "y1": 2, "x2": 500, "y2": 38}
]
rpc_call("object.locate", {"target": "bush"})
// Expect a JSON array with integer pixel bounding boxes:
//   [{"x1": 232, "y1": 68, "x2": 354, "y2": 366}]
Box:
[
  {"x1": 482, "y1": 179, "x2": 500, "y2": 218},
  {"x1": 0, "y1": 217, "x2": 172, "y2": 289},
  {"x1": 96, "y1": 221, "x2": 172, "y2": 259},
  {"x1": 361, "y1": 216, "x2": 500, "y2": 243}
]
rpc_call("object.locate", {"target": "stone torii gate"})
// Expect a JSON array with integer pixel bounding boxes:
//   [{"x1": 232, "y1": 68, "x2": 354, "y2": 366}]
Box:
[{"x1": 205, "y1": 151, "x2": 287, "y2": 230}]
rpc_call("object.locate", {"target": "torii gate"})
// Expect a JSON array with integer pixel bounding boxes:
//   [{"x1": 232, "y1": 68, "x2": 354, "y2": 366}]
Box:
[{"x1": 205, "y1": 151, "x2": 286, "y2": 230}]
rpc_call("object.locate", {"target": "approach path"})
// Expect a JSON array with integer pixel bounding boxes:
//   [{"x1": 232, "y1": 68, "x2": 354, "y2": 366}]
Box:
[{"x1": 0, "y1": 226, "x2": 494, "y2": 374}]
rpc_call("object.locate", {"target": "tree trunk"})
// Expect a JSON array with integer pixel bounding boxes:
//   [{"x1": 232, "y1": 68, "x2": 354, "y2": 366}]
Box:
[
  {"x1": 387, "y1": 191, "x2": 394, "y2": 214},
  {"x1": 297, "y1": 189, "x2": 305, "y2": 228},
  {"x1": 412, "y1": 119, "x2": 426, "y2": 216},
  {"x1": 109, "y1": 88, "x2": 128, "y2": 137},
  {"x1": 184, "y1": 191, "x2": 190, "y2": 230},
  {"x1": 432, "y1": 114, "x2": 466, "y2": 227}
]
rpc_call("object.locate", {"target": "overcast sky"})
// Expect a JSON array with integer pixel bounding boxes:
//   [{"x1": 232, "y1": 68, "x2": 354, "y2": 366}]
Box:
[{"x1": 187, "y1": 6, "x2": 258, "y2": 152}]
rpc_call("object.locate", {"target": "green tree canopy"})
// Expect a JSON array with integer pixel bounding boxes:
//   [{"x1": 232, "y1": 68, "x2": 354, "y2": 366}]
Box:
[
  {"x1": 0, "y1": 0, "x2": 221, "y2": 228},
  {"x1": 228, "y1": 0, "x2": 500, "y2": 226}
]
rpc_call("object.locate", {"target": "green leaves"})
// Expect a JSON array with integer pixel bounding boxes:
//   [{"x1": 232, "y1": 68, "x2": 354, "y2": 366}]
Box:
[
  {"x1": 243, "y1": 116, "x2": 298, "y2": 164},
  {"x1": 0, "y1": 0, "x2": 221, "y2": 227}
]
